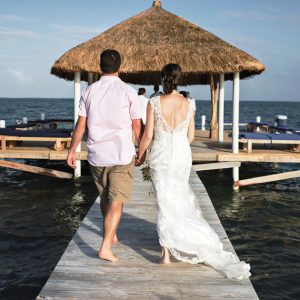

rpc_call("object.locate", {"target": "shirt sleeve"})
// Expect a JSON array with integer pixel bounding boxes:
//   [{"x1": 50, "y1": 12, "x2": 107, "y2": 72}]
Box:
[
  {"x1": 78, "y1": 88, "x2": 87, "y2": 117},
  {"x1": 128, "y1": 89, "x2": 142, "y2": 119}
]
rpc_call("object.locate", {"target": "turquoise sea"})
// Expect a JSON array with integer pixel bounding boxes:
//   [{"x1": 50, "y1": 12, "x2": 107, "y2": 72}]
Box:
[{"x1": 0, "y1": 98, "x2": 299, "y2": 300}]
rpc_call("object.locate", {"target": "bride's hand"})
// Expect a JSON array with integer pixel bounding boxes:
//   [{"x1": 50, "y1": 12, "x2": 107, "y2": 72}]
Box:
[{"x1": 135, "y1": 151, "x2": 146, "y2": 166}]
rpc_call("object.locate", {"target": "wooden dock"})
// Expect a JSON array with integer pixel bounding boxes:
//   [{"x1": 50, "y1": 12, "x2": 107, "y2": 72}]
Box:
[
  {"x1": 1, "y1": 130, "x2": 300, "y2": 163},
  {"x1": 37, "y1": 169, "x2": 258, "y2": 299}
]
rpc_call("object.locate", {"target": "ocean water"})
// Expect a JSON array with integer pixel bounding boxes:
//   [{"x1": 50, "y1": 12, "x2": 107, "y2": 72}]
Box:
[{"x1": 0, "y1": 98, "x2": 299, "y2": 300}]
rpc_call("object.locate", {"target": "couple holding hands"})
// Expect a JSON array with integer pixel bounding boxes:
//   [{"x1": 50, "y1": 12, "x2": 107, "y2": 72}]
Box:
[{"x1": 67, "y1": 49, "x2": 250, "y2": 280}]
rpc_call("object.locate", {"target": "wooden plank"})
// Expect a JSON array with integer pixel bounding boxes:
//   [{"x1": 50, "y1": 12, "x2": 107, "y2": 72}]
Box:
[
  {"x1": 239, "y1": 138, "x2": 300, "y2": 145},
  {"x1": 38, "y1": 168, "x2": 258, "y2": 300},
  {"x1": 224, "y1": 122, "x2": 248, "y2": 126},
  {"x1": 193, "y1": 162, "x2": 241, "y2": 171},
  {"x1": 237, "y1": 170, "x2": 300, "y2": 186},
  {"x1": 0, "y1": 160, "x2": 73, "y2": 179},
  {"x1": 239, "y1": 138, "x2": 300, "y2": 153},
  {"x1": 0, "y1": 135, "x2": 71, "y2": 142},
  {"x1": 217, "y1": 153, "x2": 300, "y2": 163}
]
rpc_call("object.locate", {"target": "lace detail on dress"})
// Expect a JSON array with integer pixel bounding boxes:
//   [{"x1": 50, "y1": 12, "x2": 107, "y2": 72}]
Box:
[{"x1": 148, "y1": 95, "x2": 251, "y2": 280}]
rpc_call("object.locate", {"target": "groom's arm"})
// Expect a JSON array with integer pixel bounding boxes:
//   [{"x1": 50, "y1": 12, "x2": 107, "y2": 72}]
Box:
[
  {"x1": 132, "y1": 118, "x2": 143, "y2": 145},
  {"x1": 67, "y1": 116, "x2": 87, "y2": 169}
]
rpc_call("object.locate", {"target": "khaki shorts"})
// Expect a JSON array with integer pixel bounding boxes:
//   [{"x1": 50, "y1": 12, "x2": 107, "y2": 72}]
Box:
[{"x1": 90, "y1": 158, "x2": 135, "y2": 203}]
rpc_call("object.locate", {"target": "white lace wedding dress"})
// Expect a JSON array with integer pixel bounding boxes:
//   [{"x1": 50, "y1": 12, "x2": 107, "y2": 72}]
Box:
[{"x1": 148, "y1": 96, "x2": 251, "y2": 280}]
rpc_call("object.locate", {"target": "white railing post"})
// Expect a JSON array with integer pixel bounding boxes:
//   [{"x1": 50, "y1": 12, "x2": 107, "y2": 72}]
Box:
[
  {"x1": 232, "y1": 72, "x2": 240, "y2": 189},
  {"x1": 256, "y1": 116, "x2": 261, "y2": 132},
  {"x1": 74, "y1": 71, "x2": 81, "y2": 178},
  {"x1": 218, "y1": 73, "x2": 225, "y2": 142},
  {"x1": 201, "y1": 114, "x2": 206, "y2": 131}
]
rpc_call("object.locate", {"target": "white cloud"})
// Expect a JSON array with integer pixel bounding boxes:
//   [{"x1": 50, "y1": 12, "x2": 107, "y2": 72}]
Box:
[
  {"x1": 0, "y1": 14, "x2": 37, "y2": 22},
  {"x1": 8, "y1": 68, "x2": 34, "y2": 84},
  {"x1": 0, "y1": 27, "x2": 42, "y2": 40}
]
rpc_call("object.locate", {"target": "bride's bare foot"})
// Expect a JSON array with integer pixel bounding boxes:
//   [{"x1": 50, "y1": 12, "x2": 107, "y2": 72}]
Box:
[
  {"x1": 98, "y1": 248, "x2": 119, "y2": 262},
  {"x1": 159, "y1": 256, "x2": 171, "y2": 264},
  {"x1": 159, "y1": 247, "x2": 171, "y2": 264}
]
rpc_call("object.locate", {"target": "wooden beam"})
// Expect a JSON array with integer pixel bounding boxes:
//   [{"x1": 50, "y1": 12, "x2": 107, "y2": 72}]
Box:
[
  {"x1": 193, "y1": 162, "x2": 241, "y2": 171},
  {"x1": 0, "y1": 160, "x2": 73, "y2": 179},
  {"x1": 237, "y1": 170, "x2": 300, "y2": 187},
  {"x1": 217, "y1": 153, "x2": 300, "y2": 163},
  {"x1": 209, "y1": 74, "x2": 219, "y2": 140}
]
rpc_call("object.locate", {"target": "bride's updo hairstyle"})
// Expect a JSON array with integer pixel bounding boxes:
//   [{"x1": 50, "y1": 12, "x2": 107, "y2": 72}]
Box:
[{"x1": 161, "y1": 63, "x2": 182, "y2": 94}]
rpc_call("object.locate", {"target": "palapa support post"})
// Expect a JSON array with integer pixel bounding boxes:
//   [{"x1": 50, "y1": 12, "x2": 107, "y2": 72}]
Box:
[
  {"x1": 209, "y1": 74, "x2": 219, "y2": 140},
  {"x1": 88, "y1": 72, "x2": 94, "y2": 86},
  {"x1": 218, "y1": 74, "x2": 225, "y2": 142},
  {"x1": 232, "y1": 72, "x2": 240, "y2": 190},
  {"x1": 74, "y1": 71, "x2": 81, "y2": 178}
]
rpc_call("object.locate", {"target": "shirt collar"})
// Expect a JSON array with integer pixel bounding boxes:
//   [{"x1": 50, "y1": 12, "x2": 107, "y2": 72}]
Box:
[{"x1": 100, "y1": 75, "x2": 120, "y2": 81}]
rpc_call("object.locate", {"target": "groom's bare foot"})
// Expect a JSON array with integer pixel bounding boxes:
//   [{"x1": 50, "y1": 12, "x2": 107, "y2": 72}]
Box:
[{"x1": 98, "y1": 248, "x2": 119, "y2": 262}]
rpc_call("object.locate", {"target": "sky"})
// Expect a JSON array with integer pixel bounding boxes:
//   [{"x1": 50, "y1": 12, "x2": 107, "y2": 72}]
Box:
[{"x1": 0, "y1": 0, "x2": 300, "y2": 101}]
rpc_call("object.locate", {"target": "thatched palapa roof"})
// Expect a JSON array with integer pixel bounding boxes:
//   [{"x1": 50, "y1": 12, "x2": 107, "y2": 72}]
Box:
[{"x1": 51, "y1": 0, "x2": 265, "y2": 85}]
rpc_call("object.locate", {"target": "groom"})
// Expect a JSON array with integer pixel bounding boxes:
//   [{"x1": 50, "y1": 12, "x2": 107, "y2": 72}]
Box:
[{"x1": 67, "y1": 49, "x2": 144, "y2": 262}]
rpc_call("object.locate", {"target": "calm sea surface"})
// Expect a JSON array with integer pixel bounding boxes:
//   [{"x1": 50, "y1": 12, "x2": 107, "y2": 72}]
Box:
[{"x1": 0, "y1": 98, "x2": 299, "y2": 300}]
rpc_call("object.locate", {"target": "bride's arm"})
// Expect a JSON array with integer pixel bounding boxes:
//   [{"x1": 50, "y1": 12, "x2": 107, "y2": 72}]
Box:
[
  {"x1": 188, "y1": 112, "x2": 195, "y2": 144},
  {"x1": 138, "y1": 103, "x2": 154, "y2": 161}
]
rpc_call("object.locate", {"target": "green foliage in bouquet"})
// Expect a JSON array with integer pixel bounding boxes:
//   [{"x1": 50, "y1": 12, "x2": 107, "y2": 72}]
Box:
[{"x1": 141, "y1": 163, "x2": 152, "y2": 182}]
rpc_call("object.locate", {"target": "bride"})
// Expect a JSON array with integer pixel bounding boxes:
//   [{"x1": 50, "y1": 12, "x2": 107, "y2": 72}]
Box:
[{"x1": 137, "y1": 64, "x2": 251, "y2": 280}]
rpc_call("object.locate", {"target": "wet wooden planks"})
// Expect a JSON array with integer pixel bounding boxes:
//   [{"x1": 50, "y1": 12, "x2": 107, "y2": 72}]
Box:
[{"x1": 37, "y1": 169, "x2": 258, "y2": 300}]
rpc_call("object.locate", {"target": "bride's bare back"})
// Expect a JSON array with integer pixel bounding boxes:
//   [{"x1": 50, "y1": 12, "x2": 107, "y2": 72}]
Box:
[{"x1": 159, "y1": 93, "x2": 190, "y2": 130}]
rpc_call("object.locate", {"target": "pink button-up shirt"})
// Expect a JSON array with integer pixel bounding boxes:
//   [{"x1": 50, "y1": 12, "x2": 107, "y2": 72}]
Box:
[{"x1": 78, "y1": 76, "x2": 141, "y2": 167}]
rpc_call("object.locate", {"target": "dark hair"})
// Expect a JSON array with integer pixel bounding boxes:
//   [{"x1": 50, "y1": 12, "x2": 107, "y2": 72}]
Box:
[
  {"x1": 138, "y1": 88, "x2": 146, "y2": 95},
  {"x1": 179, "y1": 91, "x2": 188, "y2": 98},
  {"x1": 154, "y1": 84, "x2": 159, "y2": 92},
  {"x1": 161, "y1": 64, "x2": 182, "y2": 94},
  {"x1": 100, "y1": 49, "x2": 121, "y2": 74}
]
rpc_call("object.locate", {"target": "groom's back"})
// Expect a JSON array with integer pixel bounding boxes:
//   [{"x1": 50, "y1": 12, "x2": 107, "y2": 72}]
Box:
[{"x1": 78, "y1": 75, "x2": 141, "y2": 166}]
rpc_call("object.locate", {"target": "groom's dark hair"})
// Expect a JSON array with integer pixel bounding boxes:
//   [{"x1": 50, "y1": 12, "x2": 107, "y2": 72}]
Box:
[{"x1": 100, "y1": 49, "x2": 121, "y2": 74}]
